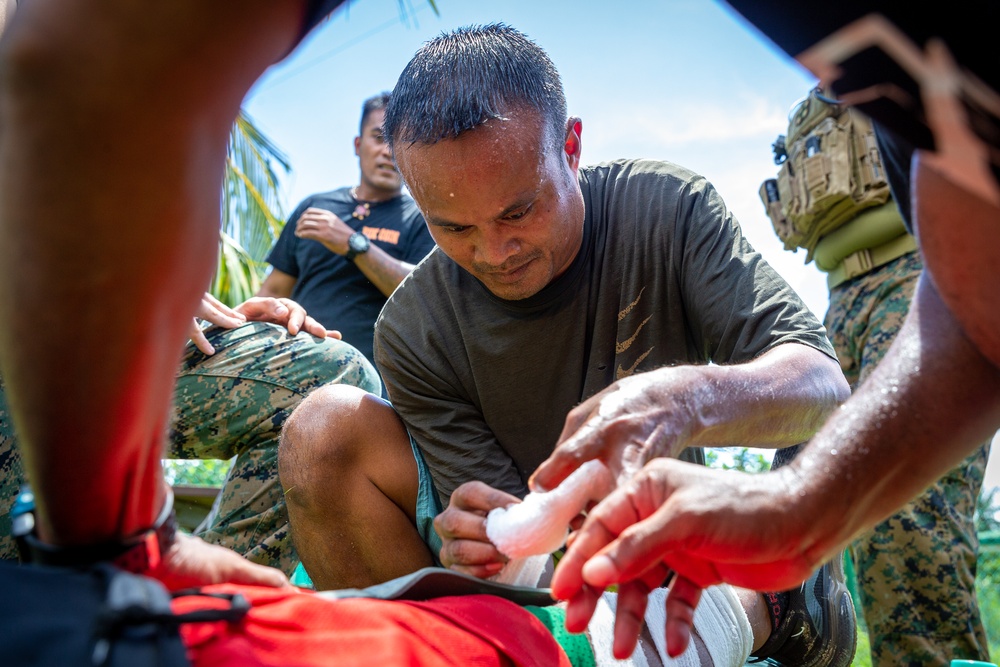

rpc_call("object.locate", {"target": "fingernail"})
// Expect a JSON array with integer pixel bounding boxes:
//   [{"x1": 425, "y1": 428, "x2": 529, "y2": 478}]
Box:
[{"x1": 530, "y1": 478, "x2": 549, "y2": 493}]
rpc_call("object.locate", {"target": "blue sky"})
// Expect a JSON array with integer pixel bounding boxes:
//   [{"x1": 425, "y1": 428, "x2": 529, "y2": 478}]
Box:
[
  {"x1": 243, "y1": 0, "x2": 827, "y2": 314},
  {"x1": 242, "y1": 0, "x2": 1000, "y2": 487}
]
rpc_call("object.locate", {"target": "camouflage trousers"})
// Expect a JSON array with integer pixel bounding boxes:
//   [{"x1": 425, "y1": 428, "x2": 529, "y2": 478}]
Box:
[
  {"x1": 0, "y1": 322, "x2": 381, "y2": 576},
  {"x1": 825, "y1": 250, "x2": 992, "y2": 666}
]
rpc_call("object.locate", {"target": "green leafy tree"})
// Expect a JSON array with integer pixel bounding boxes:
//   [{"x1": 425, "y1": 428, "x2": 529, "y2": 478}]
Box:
[
  {"x1": 705, "y1": 447, "x2": 772, "y2": 473},
  {"x1": 977, "y1": 486, "x2": 1000, "y2": 534},
  {"x1": 211, "y1": 110, "x2": 291, "y2": 306}
]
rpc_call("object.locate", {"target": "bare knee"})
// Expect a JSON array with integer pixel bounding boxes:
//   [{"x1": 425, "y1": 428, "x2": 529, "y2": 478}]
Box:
[
  {"x1": 279, "y1": 385, "x2": 412, "y2": 506},
  {"x1": 280, "y1": 384, "x2": 370, "y2": 489}
]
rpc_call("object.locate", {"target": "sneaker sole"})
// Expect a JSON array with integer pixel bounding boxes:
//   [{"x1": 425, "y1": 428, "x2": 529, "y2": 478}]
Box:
[{"x1": 815, "y1": 553, "x2": 858, "y2": 667}]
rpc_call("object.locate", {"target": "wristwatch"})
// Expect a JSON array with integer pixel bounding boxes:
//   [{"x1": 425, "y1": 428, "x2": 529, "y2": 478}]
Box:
[{"x1": 345, "y1": 231, "x2": 370, "y2": 261}]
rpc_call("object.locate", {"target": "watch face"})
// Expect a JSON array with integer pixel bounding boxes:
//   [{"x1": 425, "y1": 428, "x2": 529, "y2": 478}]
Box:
[{"x1": 349, "y1": 232, "x2": 370, "y2": 253}]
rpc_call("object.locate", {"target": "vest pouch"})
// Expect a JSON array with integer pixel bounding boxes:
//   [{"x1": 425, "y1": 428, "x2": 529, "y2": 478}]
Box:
[{"x1": 760, "y1": 88, "x2": 892, "y2": 261}]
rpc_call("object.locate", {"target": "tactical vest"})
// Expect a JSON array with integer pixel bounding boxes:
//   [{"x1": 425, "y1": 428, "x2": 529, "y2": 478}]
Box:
[{"x1": 760, "y1": 87, "x2": 915, "y2": 288}]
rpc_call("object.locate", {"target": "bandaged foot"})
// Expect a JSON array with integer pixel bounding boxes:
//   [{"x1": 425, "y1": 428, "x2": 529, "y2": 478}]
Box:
[
  {"x1": 587, "y1": 584, "x2": 753, "y2": 667},
  {"x1": 485, "y1": 460, "x2": 614, "y2": 586}
]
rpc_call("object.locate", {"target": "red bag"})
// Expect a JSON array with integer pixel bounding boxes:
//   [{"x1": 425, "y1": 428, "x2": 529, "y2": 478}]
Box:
[{"x1": 173, "y1": 584, "x2": 571, "y2": 667}]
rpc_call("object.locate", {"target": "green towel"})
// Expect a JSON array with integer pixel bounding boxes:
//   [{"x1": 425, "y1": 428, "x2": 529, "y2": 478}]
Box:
[{"x1": 525, "y1": 604, "x2": 596, "y2": 667}]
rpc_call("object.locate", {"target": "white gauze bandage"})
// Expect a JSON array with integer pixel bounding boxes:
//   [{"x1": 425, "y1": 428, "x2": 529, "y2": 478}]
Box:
[
  {"x1": 586, "y1": 585, "x2": 753, "y2": 667},
  {"x1": 485, "y1": 459, "x2": 614, "y2": 586}
]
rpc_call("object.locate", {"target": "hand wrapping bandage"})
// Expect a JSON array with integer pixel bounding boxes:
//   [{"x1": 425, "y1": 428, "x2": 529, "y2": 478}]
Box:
[{"x1": 485, "y1": 460, "x2": 614, "y2": 586}]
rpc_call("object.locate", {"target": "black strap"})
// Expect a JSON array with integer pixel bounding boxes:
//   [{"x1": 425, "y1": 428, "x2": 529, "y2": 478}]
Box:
[{"x1": 22, "y1": 489, "x2": 178, "y2": 573}]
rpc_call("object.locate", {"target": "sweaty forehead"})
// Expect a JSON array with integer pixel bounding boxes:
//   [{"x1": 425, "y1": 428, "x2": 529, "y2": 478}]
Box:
[{"x1": 396, "y1": 116, "x2": 548, "y2": 213}]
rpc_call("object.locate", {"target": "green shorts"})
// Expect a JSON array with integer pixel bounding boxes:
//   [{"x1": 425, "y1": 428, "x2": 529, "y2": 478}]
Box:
[{"x1": 408, "y1": 428, "x2": 445, "y2": 562}]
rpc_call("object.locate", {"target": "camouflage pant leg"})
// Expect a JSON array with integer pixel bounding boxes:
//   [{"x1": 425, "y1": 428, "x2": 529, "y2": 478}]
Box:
[
  {"x1": 825, "y1": 251, "x2": 991, "y2": 666},
  {"x1": 0, "y1": 373, "x2": 23, "y2": 560},
  {"x1": 0, "y1": 324, "x2": 380, "y2": 568},
  {"x1": 170, "y1": 322, "x2": 381, "y2": 576}
]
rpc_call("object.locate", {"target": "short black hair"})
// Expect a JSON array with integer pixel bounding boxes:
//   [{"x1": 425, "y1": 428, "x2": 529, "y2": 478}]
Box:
[
  {"x1": 360, "y1": 92, "x2": 391, "y2": 135},
  {"x1": 383, "y1": 23, "x2": 567, "y2": 150}
]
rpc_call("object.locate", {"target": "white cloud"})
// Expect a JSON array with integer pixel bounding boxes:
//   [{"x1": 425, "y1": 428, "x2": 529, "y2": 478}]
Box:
[{"x1": 585, "y1": 92, "x2": 791, "y2": 154}]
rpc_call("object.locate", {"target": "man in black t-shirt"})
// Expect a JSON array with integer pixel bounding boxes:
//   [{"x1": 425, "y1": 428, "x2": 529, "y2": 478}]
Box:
[{"x1": 258, "y1": 92, "x2": 434, "y2": 370}]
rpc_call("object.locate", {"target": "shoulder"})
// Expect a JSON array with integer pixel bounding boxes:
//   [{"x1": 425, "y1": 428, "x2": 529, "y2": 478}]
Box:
[
  {"x1": 579, "y1": 158, "x2": 713, "y2": 200},
  {"x1": 580, "y1": 159, "x2": 721, "y2": 222},
  {"x1": 295, "y1": 187, "x2": 352, "y2": 211}
]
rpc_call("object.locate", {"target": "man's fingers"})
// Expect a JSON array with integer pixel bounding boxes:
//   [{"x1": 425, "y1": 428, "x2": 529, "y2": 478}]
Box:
[
  {"x1": 224, "y1": 559, "x2": 293, "y2": 589},
  {"x1": 300, "y1": 315, "x2": 328, "y2": 339},
  {"x1": 551, "y1": 514, "x2": 620, "y2": 600},
  {"x1": 155, "y1": 533, "x2": 291, "y2": 591},
  {"x1": 188, "y1": 320, "x2": 215, "y2": 355},
  {"x1": 438, "y1": 537, "x2": 506, "y2": 573},
  {"x1": 612, "y1": 578, "x2": 652, "y2": 659},
  {"x1": 530, "y1": 430, "x2": 599, "y2": 492},
  {"x1": 528, "y1": 456, "x2": 573, "y2": 493},
  {"x1": 445, "y1": 561, "x2": 506, "y2": 579},
  {"x1": 237, "y1": 297, "x2": 303, "y2": 331},
  {"x1": 663, "y1": 576, "x2": 702, "y2": 657},
  {"x1": 235, "y1": 297, "x2": 286, "y2": 321},
  {"x1": 451, "y1": 481, "x2": 521, "y2": 514},
  {"x1": 197, "y1": 299, "x2": 246, "y2": 330},
  {"x1": 436, "y1": 482, "x2": 521, "y2": 572},
  {"x1": 562, "y1": 582, "x2": 603, "y2": 633},
  {"x1": 531, "y1": 405, "x2": 606, "y2": 492},
  {"x1": 581, "y1": 522, "x2": 676, "y2": 591},
  {"x1": 278, "y1": 298, "x2": 306, "y2": 335},
  {"x1": 434, "y1": 505, "x2": 492, "y2": 543},
  {"x1": 197, "y1": 292, "x2": 244, "y2": 325}
]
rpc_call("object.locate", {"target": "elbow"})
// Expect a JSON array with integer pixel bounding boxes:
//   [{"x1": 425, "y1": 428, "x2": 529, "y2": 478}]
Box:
[
  {"x1": 823, "y1": 355, "x2": 851, "y2": 406},
  {"x1": 809, "y1": 353, "x2": 850, "y2": 424}
]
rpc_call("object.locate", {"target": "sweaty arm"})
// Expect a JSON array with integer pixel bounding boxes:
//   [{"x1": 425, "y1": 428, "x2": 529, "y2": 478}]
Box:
[
  {"x1": 351, "y1": 244, "x2": 417, "y2": 297},
  {"x1": 534, "y1": 341, "x2": 848, "y2": 489},
  {"x1": 785, "y1": 274, "x2": 1000, "y2": 566},
  {"x1": 535, "y1": 166, "x2": 849, "y2": 490},
  {"x1": 553, "y1": 274, "x2": 1000, "y2": 659}
]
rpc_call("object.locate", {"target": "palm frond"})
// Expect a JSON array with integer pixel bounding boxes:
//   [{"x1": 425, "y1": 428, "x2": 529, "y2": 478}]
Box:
[
  {"x1": 213, "y1": 110, "x2": 291, "y2": 306},
  {"x1": 211, "y1": 231, "x2": 266, "y2": 306}
]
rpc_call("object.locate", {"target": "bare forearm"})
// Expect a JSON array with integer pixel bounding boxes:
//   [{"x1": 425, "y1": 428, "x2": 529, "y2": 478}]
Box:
[
  {"x1": 679, "y1": 343, "x2": 850, "y2": 451},
  {"x1": 353, "y1": 244, "x2": 415, "y2": 297},
  {"x1": 787, "y1": 276, "x2": 1000, "y2": 562}
]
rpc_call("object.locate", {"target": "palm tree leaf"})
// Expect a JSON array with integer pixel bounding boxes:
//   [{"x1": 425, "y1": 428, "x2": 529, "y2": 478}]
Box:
[{"x1": 212, "y1": 110, "x2": 291, "y2": 306}]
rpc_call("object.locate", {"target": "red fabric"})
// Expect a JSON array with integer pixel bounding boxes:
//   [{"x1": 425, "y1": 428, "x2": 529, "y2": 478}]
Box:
[{"x1": 172, "y1": 584, "x2": 571, "y2": 667}]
